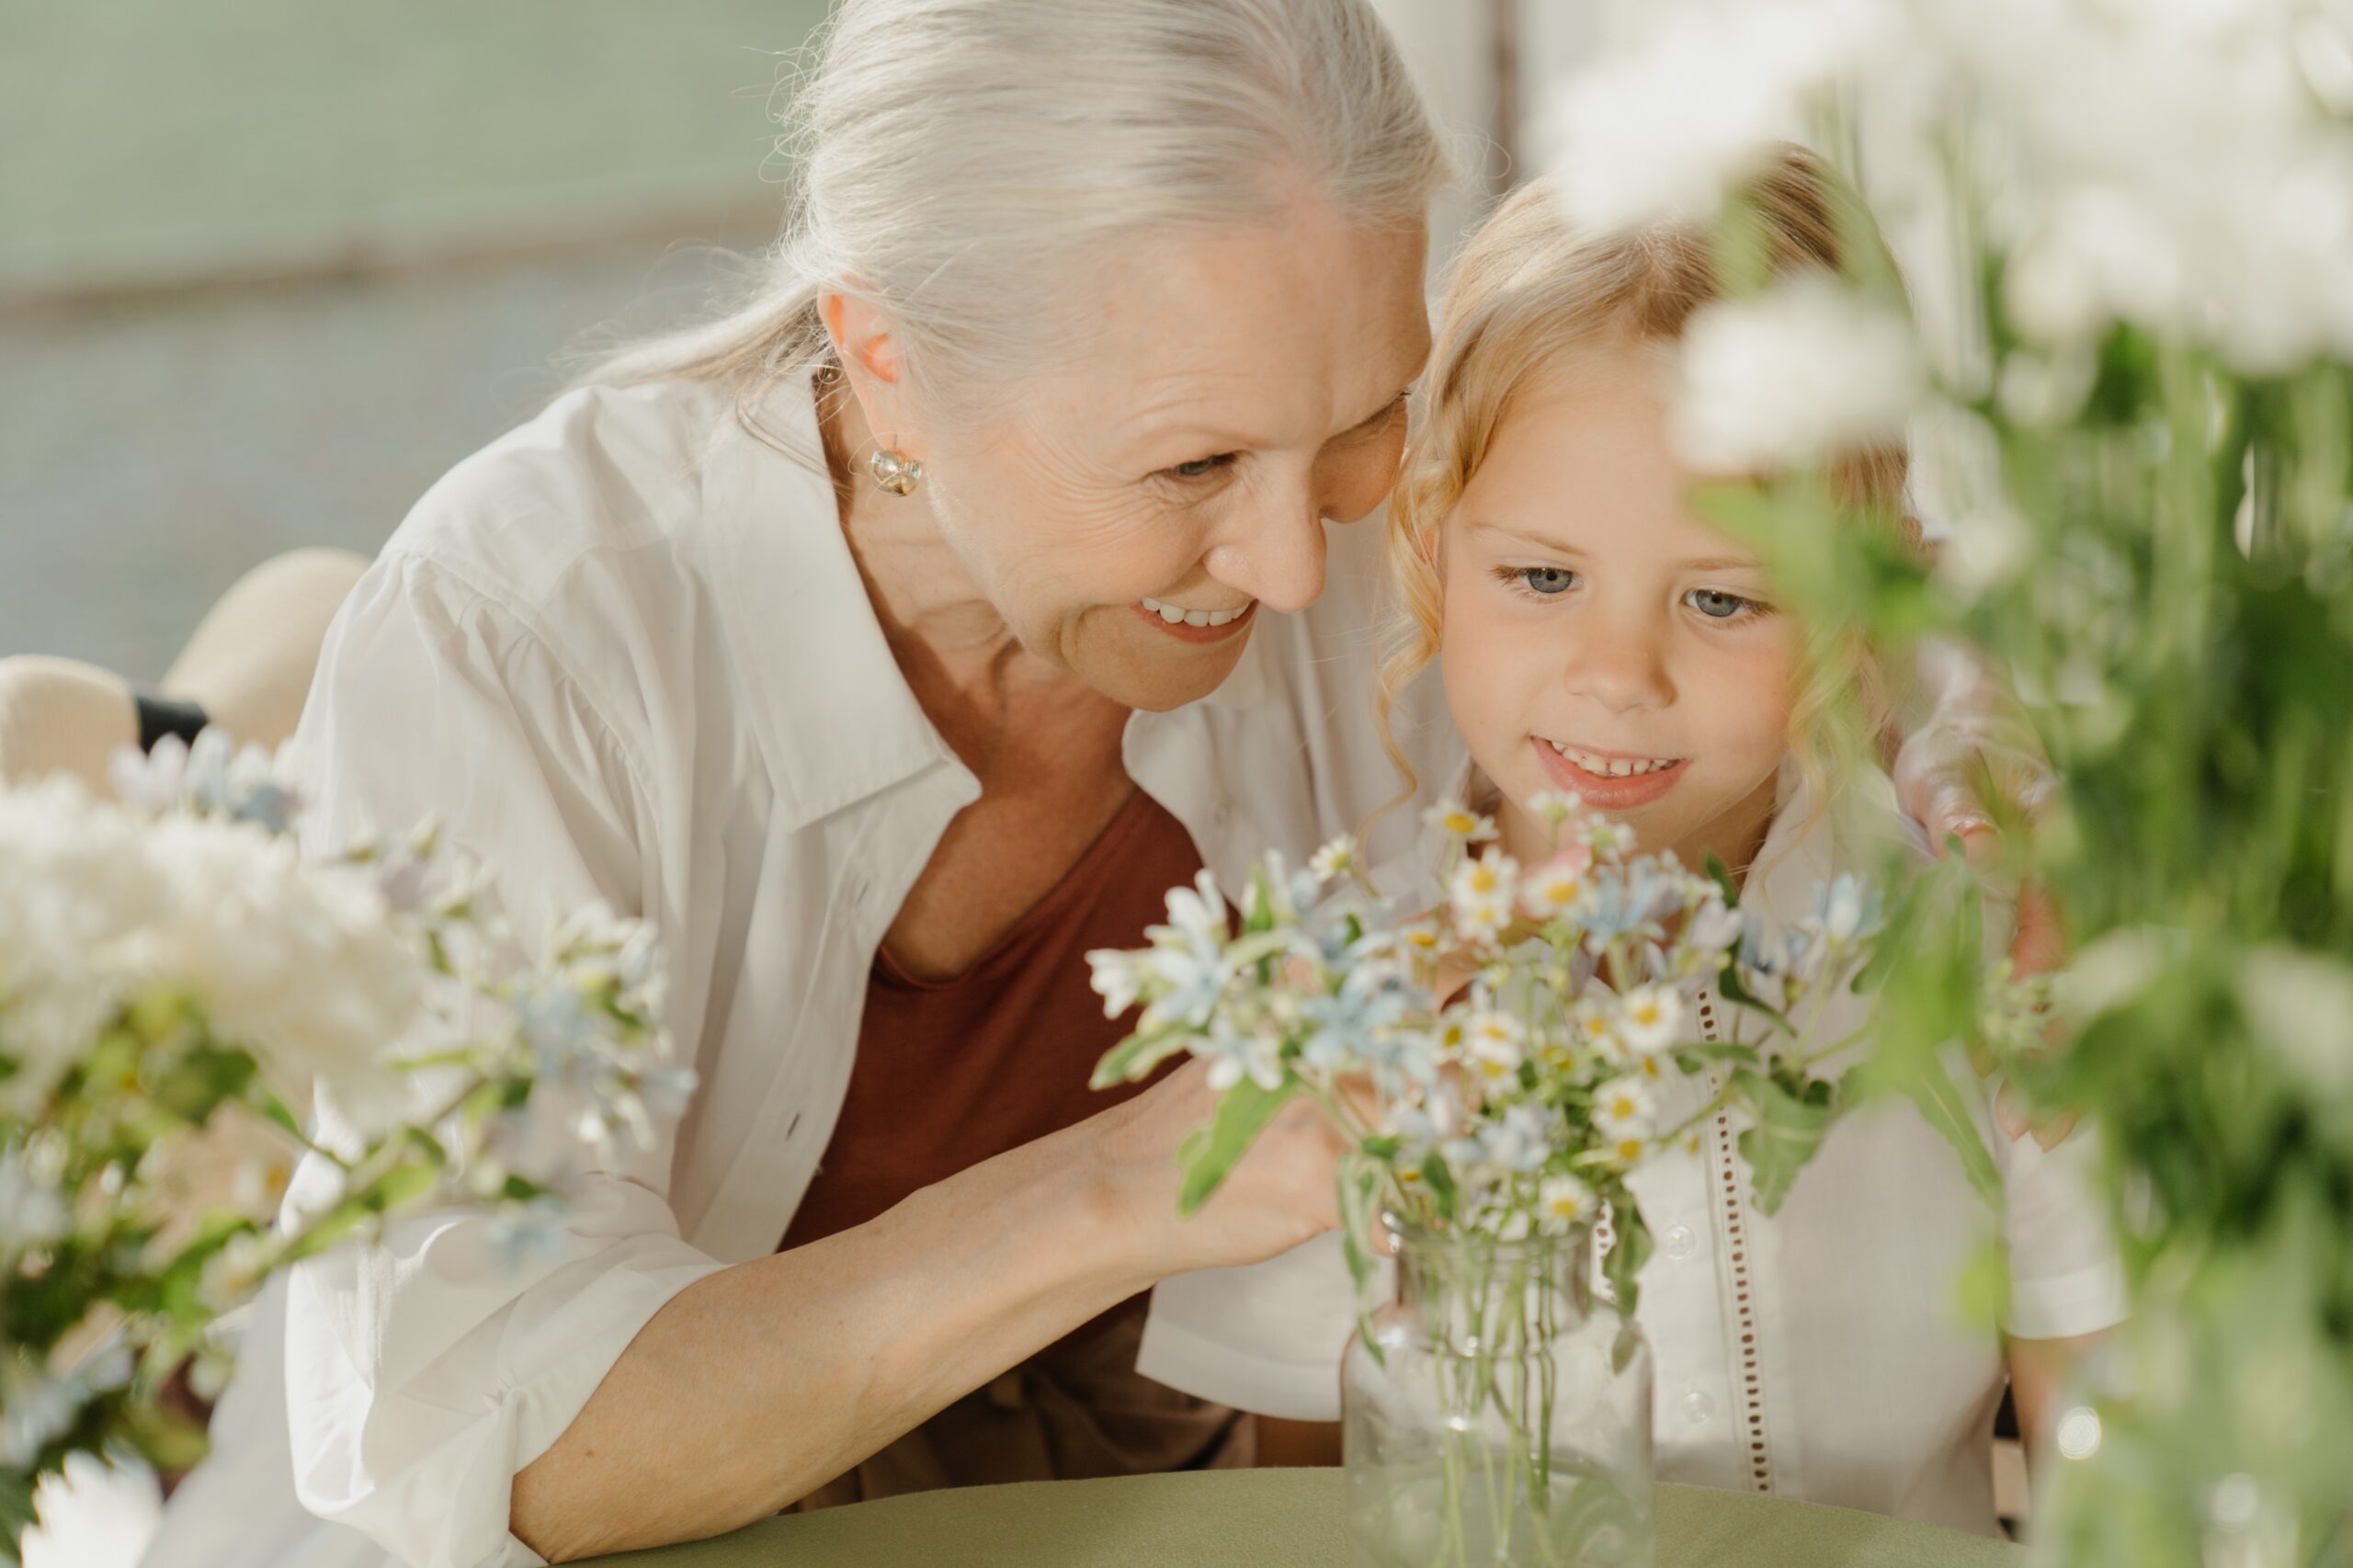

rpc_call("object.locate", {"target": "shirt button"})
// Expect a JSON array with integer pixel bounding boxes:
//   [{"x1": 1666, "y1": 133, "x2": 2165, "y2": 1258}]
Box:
[
  {"x1": 1662, "y1": 1224, "x2": 1698, "y2": 1261},
  {"x1": 1679, "y1": 1389, "x2": 1717, "y2": 1426}
]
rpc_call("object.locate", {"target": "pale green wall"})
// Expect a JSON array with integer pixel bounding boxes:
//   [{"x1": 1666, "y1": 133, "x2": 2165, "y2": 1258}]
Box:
[
  {"x1": 1, "y1": 4, "x2": 830, "y2": 677},
  {"x1": 0, "y1": 1, "x2": 829, "y2": 295}
]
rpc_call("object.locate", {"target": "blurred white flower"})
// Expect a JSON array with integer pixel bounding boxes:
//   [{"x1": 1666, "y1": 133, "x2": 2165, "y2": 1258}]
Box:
[
  {"x1": 0, "y1": 1152, "x2": 66, "y2": 1250},
  {"x1": 1594, "y1": 1075, "x2": 1660, "y2": 1145},
  {"x1": 1309, "y1": 835, "x2": 1358, "y2": 882},
  {"x1": 1674, "y1": 274, "x2": 1924, "y2": 475},
  {"x1": 1424, "y1": 800, "x2": 1498, "y2": 845},
  {"x1": 195, "y1": 1232, "x2": 272, "y2": 1314},
  {"x1": 1201, "y1": 1013, "x2": 1287, "y2": 1094},
  {"x1": 1570, "y1": 998, "x2": 1627, "y2": 1070},
  {"x1": 1618, "y1": 986, "x2": 1687, "y2": 1057},
  {"x1": 1086, "y1": 949, "x2": 1149, "y2": 1018},
  {"x1": 1449, "y1": 848, "x2": 1520, "y2": 943},
  {"x1": 1463, "y1": 1007, "x2": 1527, "y2": 1085},
  {"x1": 1541, "y1": 0, "x2": 1883, "y2": 233},
  {"x1": 1520, "y1": 852, "x2": 1589, "y2": 922},
  {"x1": 1540, "y1": 1173, "x2": 1597, "y2": 1233}
]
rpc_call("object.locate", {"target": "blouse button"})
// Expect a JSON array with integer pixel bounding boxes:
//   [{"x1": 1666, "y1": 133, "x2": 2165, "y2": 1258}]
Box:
[
  {"x1": 1661, "y1": 1224, "x2": 1698, "y2": 1261},
  {"x1": 1679, "y1": 1388, "x2": 1718, "y2": 1426}
]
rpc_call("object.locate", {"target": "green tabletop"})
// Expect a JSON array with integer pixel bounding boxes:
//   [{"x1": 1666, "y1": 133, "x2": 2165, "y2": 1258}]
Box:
[{"x1": 586, "y1": 1470, "x2": 2020, "y2": 1567}]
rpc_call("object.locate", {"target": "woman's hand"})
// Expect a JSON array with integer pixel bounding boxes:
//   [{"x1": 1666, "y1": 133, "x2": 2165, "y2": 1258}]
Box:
[
  {"x1": 1086, "y1": 1056, "x2": 1364, "y2": 1280},
  {"x1": 1888, "y1": 638, "x2": 2076, "y2": 1148}
]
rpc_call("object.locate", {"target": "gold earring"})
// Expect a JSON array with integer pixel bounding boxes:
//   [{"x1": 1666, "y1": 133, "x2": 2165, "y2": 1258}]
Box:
[{"x1": 868, "y1": 448, "x2": 924, "y2": 496}]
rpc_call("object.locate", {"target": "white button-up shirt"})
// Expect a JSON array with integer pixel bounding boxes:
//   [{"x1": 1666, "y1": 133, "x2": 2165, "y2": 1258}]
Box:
[
  {"x1": 143, "y1": 373, "x2": 1464, "y2": 1568},
  {"x1": 1136, "y1": 768, "x2": 2129, "y2": 1537}
]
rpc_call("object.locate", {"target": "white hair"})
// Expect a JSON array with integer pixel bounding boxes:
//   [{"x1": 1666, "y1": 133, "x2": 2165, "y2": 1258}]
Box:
[{"x1": 588, "y1": 0, "x2": 1456, "y2": 422}]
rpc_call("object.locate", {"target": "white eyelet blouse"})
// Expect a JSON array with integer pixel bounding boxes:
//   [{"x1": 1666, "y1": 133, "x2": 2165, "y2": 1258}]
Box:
[{"x1": 1136, "y1": 769, "x2": 2130, "y2": 1538}]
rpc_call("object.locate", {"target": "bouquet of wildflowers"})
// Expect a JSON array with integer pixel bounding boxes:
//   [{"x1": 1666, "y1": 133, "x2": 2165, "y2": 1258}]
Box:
[
  {"x1": 0, "y1": 733, "x2": 687, "y2": 1561},
  {"x1": 1535, "y1": 3, "x2": 2353, "y2": 1559},
  {"x1": 1090, "y1": 790, "x2": 1898, "y2": 1327}
]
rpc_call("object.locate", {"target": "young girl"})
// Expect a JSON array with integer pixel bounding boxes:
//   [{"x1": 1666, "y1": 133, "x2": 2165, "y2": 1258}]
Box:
[{"x1": 1136, "y1": 148, "x2": 2127, "y2": 1536}]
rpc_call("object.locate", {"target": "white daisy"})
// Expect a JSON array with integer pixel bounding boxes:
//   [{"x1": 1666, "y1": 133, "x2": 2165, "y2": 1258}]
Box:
[
  {"x1": 1539, "y1": 1174, "x2": 1597, "y2": 1233},
  {"x1": 1618, "y1": 985, "x2": 1686, "y2": 1057}
]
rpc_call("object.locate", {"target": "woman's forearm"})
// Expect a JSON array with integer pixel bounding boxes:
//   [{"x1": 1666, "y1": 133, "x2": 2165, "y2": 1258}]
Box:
[{"x1": 508, "y1": 1114, "x2": 1153, "y2": 1562}]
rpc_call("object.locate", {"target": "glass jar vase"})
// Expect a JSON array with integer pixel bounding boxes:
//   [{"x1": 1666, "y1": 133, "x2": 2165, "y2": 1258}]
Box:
[{"x1": 1341, "y1": 1217, "x2": 1654, "y2": 1568}]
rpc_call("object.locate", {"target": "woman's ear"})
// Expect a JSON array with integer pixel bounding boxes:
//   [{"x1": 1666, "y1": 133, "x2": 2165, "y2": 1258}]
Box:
[{"x1": 820, "y1": 291, "x2": 921, "y2": 456}]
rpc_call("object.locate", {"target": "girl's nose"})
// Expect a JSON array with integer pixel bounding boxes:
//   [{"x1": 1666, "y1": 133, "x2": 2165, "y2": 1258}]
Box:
[{"x1": 1564, "y1": 619, "x2": 1675, "y2": 715}]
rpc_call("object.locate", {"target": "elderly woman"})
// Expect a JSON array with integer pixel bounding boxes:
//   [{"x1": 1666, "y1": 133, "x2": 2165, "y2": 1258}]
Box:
[{"x1": 146, "y1": 4, "x2": 2029, "y2": 1566}]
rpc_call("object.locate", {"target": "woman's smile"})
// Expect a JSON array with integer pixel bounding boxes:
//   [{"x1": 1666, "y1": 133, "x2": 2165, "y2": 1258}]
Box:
[{"x1": 1129, "y1": 597, "x2": 1257, "y2": 644}]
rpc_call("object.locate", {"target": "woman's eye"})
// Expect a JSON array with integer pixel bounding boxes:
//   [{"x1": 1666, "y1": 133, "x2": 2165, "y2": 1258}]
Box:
[
  {"x1": 1165, "y1": 453, "x2": 1236, "y2": 481},
  {"x1": 1516, "y1": 567, "x2": 1577, "y2": 597},
  {"x1": 1688, "y1": 588, "x2": 1763, "y2": 619}
]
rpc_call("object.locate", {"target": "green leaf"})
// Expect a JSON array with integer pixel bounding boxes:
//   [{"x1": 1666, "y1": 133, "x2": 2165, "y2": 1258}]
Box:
[
  {"x1": 1175, "y1": 1075, "x2": 1299, "y2": 1217},
  {"x1": 1244, "y1": 865, "x2": 1277, "y2": 936},
  {"x1": 1417, "y1": 1152, "x2": 1460, "y2": 1222},
  {"x1": 1335, "y1": 1158, "x2": 1391, "y2": 1369},
  {"x1": 1604, "y1": 1208, "x2": 1654, "y2": 1341},
  {"x1": 1733, "y1": 1070, "x2": 1841, "y2": 1215},
  {"x1": 1714, "y1": 963, "x2": 1795, "y2": 1035},
  {"x1": 1090, "y1": 1025, "x2": 1194, "y2": 1090},
  {"x1": 1701, "y1": 852, "x2": 1743, "y2": 908},
  {"x1": 1673, "y1": 1044, "x2": 1762, "y2": 1073},
  {"x1": 1882, "y1": 1052, "x2": 2005, "y2": 1212}
]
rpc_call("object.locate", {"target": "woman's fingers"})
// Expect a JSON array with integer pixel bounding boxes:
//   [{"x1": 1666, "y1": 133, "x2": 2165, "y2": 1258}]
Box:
[{"x1": 2009, "y1": 881, "x2": 2067, "y2": 980}]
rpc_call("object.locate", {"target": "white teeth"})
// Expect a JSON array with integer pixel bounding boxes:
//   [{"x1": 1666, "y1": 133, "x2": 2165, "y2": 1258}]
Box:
[
  {"x1": 1548, "y1": 740, "x2": 1677, "y2": 778},
  {"x1": 1142, "y1": 596, "x2": 1251, "y2": 628}
]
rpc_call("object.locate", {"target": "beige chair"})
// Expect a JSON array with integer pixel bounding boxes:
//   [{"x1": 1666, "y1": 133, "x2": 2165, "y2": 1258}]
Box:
[{"x1": 0, "y1": 548, "x2": 369, "y2": 790}]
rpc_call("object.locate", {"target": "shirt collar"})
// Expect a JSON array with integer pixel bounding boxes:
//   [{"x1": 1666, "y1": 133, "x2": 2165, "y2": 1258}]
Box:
[{"x1": 699, "y1": 380, "x2": 965, "y2": 832}]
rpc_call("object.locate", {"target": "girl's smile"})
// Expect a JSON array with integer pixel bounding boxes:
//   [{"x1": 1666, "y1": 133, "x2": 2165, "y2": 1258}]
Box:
[{"x1": 1530, "y1": 737, "x2": 1690, "y2": 811}]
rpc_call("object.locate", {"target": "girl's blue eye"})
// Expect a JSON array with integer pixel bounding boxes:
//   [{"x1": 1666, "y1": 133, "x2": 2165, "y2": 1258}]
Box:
[
  {"x1": 1517, "y1": 567, "x2": 1577, "y2": 597},
  {"x1": 1688, "y1": 588, "x2": 1758, "y2": 619}
]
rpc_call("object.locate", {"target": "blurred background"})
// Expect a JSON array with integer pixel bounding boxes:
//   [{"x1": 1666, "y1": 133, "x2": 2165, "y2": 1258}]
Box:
[{"x1": 0, "y1": 0, "x2": 1598, "y2": 682}]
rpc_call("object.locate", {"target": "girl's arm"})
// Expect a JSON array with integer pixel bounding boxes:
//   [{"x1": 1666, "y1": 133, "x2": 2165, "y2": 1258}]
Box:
[{"x1": 2004, "y1": 1329, "x2": 2110, "y2": 1468}]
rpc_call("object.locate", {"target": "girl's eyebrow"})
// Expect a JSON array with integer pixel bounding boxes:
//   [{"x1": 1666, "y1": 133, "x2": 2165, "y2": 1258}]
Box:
[
  {"x1": 1465, "y1": 519, "x2": 1763, "y2": 574},
  {"x1": 1466, "y1": 519, "x2": 1586, "y2": 555}
]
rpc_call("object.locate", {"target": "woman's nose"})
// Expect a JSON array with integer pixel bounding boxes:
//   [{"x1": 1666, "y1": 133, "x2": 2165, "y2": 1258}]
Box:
[
  {"x1": 1564, "y1": 619, "x2": 1676, "y2": 715},
  {"x1": 1202, "y1": 497, "x2": 1328, "y2": 614}
]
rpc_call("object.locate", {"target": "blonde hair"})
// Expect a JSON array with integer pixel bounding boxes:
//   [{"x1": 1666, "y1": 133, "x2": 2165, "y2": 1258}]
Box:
[
  {"x1": 1377, "y1": 145, "x2": 1912, "y2": 847},
  {"x1": 585, "y1": 0, "x2": 1454, "y2": 429}
]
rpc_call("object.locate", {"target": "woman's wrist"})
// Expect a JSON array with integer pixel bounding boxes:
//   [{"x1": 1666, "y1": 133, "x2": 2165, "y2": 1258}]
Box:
[{"x1": 1064, "y1": 1086, "x2": 1193, "y2": 1290}]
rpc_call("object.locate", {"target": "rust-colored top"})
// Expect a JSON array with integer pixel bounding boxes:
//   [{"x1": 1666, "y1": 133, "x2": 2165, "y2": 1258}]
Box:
[
  {"x1": 780, "y1": 783, "x2": 1204, "y2": 1256},
  {"x1": 778, "y1": 785, "x2": 1253, "y2": 1507}
]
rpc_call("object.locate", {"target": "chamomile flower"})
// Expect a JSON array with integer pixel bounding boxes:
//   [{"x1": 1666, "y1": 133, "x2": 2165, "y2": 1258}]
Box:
[
  {"x1": 1449, "y1": 847, "x2": 1520, "y2": 942},
  {"x1": 1570, "y1": 998, "x2": 1628, "y2": 1069},
  {"x1": 1425, "y1": 799, "x2": 1499, "y2": 844},
  {"x1": 1520, "y1": 851, "x2": 1589, "y2": 921},
  {"x1": 1527, "y1": 790, "x2": 1583, "y2": 827},
  {"x1": 1593, "y1": 1074, "x2": 1659, "y2": 1144},
  {"x1": 1309, "y1": 835, "x2": 1358, "y2": 882},
  {"x1": 1464, "y1": 1007, "x2": 1528, "y2": 1084},
  {"x1": 1539, "y1": 1173, "x2": 1597, "y2": 1233},
  {"x1": 1618, "y1": 985, "x2": 1686, "y2": 1057}
]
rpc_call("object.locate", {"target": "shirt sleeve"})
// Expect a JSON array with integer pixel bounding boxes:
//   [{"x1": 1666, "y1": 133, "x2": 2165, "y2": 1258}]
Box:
[
  {"x1": 278, "y1": 552, "x2": 728, "y2": 1568},
  {"x1": 1137, "y1": 1233, "x2": 1375, "y2": 1423},
  {"x1": 1995, "y1": 1114, "x2": 2130, "y2": 1341}
]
